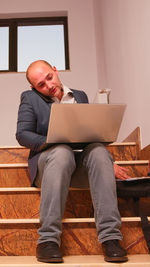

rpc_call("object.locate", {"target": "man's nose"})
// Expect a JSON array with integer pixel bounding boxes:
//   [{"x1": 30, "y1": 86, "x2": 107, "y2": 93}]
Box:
[{"x1": 45, "y1": 81, "x2": 52, "y2": 89}]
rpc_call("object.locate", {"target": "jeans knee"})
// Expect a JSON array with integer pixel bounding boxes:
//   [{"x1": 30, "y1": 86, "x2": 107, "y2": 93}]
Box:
[
  {"x1": 47, "y1": 144, "x2": 76, "y2": 170},
  {"x1": 84, "y1": 143, "x2": 113, "y2": 167}
]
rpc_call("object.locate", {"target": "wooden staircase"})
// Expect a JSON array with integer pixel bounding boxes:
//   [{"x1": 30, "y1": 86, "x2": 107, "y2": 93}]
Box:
[{"x1": 0, "y1": 127, "x2": 150, "y2": 266}]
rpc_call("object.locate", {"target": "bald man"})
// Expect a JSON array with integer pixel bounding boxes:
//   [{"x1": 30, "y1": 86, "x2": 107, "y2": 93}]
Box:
[{"x1": 16, "y1": 60, "x2": 128, "y2": 263}]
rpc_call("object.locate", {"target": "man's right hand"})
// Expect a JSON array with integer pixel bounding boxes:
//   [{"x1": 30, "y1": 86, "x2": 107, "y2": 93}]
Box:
[{"x1": 114, "y1": 164, "x2": 130, "y2": 180}]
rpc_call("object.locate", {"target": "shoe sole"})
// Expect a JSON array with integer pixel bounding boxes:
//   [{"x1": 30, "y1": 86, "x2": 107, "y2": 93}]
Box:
[
  {"x1": 37, "y1": 257, "x2": 63, "y2": 263},
  {"x1": 104, "y1": 256, "x2": 128, "y2": 262}
]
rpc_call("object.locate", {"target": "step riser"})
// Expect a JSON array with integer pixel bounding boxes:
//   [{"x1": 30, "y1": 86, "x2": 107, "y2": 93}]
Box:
[
  {"x1": 118, "y1": 163, "x2": 149, "y2": 177},
  {"x1": 0, "y1": 191, "x2": 150, "y2": 219},
  {"x1": 0, "y1": 222, "x2": 148, "y2": 256},
  {"x1": 0, "y1": 145, "x2": 138, "y2": 163},
  {"x1": 107, "y1": 145, "x2": 138, "y2": 161},
  {"x1": 0, "y1": 168, "x2": 31, "y2": 187},
  {"x1": 0, "y1": 163, "x2": 148, "y2": 187},
  {"x1": 0, "y1": 148, "x2": 29, "y2": 163}
]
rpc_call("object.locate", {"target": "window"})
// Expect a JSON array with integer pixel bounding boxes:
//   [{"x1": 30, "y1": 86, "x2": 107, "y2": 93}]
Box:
[
  {"x1": 0, "y1": 17, "x2": 69, "y2": 72},
  {"x1": 0, "y1": 27, "x2": 9, "y2": 70}
]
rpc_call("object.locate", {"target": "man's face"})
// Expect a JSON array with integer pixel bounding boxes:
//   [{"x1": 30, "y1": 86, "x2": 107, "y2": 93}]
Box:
[{"x1": 28, "y1": 62, "x2": 63, "y2": 100}]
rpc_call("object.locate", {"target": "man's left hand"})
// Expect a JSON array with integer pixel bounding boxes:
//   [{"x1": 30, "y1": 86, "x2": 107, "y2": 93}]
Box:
[{"x1": 114, "y1": 163, "x2": 130, "y2": 180}]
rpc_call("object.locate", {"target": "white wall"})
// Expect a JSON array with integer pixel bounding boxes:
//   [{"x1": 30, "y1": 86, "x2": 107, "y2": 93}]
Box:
[
  {"x1": 1, "y1": 0, "x2": 150, "y2": 148},
  {"x1": 93, "y1": 0, "x2": 150, "y2": 147},
  {"x1": 0, "y1": 0, "x2": 98, "y2": 146}
]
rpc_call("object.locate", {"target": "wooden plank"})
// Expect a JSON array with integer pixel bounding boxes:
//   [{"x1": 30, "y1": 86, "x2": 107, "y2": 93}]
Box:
[
  {"x1": 0, "y1": 148, "x2": 29, "y2": 163},
  {"x1": 0, "y1": 255, "x2": 150, "y2": 266},
  {"x1": 0, "y1": 143, "x2": 138, "y2": 163},
  {"x1": 0, "y1": 187, "x2": 40, "y2": 192},
  {"x1": 109, "y1": 142, "x2": 136, "y2": 146},
  {"x1": 0, "y1": 222, "x2": 148, "y2": 256},
  {"x1": 116, "y1": 162, "x2": 149, "y2": 177},
  {"x1": 140, "y1": 144, "x2": 150, "y2": 160},
  {"x1": 0, "y1": 193, "x2": 40, "y2": 219},
  {"x1": 115, "y1": 160, "x2": 149, "y2": 164},
  {"x1": 0, "y1": 187, "x2": 89, "y2": 192},
  {"x1": 0, "y1": 160, "x2": 148, "y2": 168},
  {"x1": 106, "y1": 143, "x2": 138, "y2": 161},
  {"x1": 0, "y1": 163, "x2": 28, "y2": 168},
  {"x1": 0, "y1": 143, "x2": 137, "y2": 149},
  {"x1": 0, "y1": 161, "x2": 148, "y2": 187},
  {"x1": 140, "y1": 144, "x2": 150, "y2": 173},
  {"x1": 123, "y1": 127, "x2": 141, "y2": 145},
  {"x1": 0, "y1": 217, "x2": 150, "y2": 224},
  {"x1": 0, "y1": 168, "x2": 31, "y2": 187},
  {"x1": 123, "y1": 127, "x2": 141, "y2": 157},
  {"x1": 0, "y1": 190, "x2": 149, "y2": 219}
]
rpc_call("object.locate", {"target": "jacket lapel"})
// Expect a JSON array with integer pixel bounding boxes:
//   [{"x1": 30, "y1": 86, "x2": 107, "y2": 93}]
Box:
[{"x1": 71, "y1": 89, "x2": 84, "y2": 103}]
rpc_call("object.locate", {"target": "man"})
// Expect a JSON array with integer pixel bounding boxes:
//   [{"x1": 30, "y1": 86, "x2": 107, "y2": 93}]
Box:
[{"x1": 16, "y1": 60, "x2": 129, "y2": 263}]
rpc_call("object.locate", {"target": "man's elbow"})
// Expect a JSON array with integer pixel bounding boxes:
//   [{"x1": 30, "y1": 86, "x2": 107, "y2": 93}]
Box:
[{"x1": 16, "y1": 132, "x2": 25, "y2": 147}]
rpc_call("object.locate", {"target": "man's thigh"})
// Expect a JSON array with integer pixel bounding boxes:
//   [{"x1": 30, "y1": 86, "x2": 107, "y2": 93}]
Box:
[{"x1": 35, "y1": 144, "x2": 75, "y2": 187}]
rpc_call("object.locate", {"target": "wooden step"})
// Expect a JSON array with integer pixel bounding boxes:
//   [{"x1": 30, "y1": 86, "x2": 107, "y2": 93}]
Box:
[
  {"x1": 0, "y1": 163, "x2": 30, "y2": 187},
  {"x1": 0, "y1": 142, "x2": 138, "y2": 163},
  {"x1": 0, "y1": 188, "x2": 150, "y2": 219},
  {"x1": 140, "y1": 144, "x2": 150, "y2": 173},
  {"x1": 115, "y1": 160, "x2": 149, "y2": 177},
  {"x1": 0, "y1": 255, "x2": 150, "y2": 266},
  {"x1": 0, "y1": 219, "x2": 148, "y2": 255},
  {"x1": 0, "y1": 160, "x2": 148, "y2": 187},
  {"x1": 0, "y1": 146, "x2": 29, "y2": 163},
  {"x1": 140, "y1": 144, "x2": 150, "y2": 160},
  {"x1": 106, "y1": 142, "x2": 138, "y2": 161},
  {"x1": 0, "y1": 217, "x2": 150, "y2": 224}
]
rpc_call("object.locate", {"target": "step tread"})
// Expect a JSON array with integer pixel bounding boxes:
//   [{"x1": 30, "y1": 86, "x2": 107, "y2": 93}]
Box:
[
  {"x1": 0, "y1": 255, "x2": 150, "y2": 266},
  {"x1": 108, "y1": 142, "x2": 136, "y2": 146},
  {"x1": 0, "y1": 187, "x2": 40, "y2": 192},
  {"x1": 0, "y1": 163, "x2": 28, "y2": 168},
  {"x1": 0, "y1": 142, "x2": 137, "y2": 149},
  {"x1": 0, "y1": 217, "x2": 149, "y2": 224},
  {"x1": 115, "y1": 160, "x2": 149, "y2": 164},
  {"x1": 0, "y1": 187, "x2": 89, "y2": 192},
  {"x1": 0, "y1": 160, "x2": 149, "y2": 168}
]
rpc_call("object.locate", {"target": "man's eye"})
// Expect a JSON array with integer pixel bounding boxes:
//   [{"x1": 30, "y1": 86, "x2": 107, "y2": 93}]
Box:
[
  {"x1": 39, "y1": 83, "x2": 44, "y2": 88},
  {"x1": 47, "y1": 75, "x2": 53, "y2": 80}
]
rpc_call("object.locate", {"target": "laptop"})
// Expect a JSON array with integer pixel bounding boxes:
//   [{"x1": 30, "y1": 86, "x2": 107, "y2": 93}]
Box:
[{"x1": 46, "y1": 103, "x2": 126, "y2": 145}]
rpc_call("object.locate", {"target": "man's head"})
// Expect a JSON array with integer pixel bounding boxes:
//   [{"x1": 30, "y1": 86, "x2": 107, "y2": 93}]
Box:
[{"x1": 26, "y1": 60, "x2": 63, "y2": 100}]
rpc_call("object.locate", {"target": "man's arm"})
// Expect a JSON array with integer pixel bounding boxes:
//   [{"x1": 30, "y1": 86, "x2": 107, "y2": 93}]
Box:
[{"x1": 16, "y1": 91, "x2": 46, "y2": 151}]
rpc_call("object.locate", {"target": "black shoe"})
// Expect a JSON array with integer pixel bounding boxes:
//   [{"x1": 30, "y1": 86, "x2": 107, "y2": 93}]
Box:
[
  {"x1": 36, "y1": 241, "x2": 63, "y2": 263},
  {"x1": 102, "y1": 239, "x2": 128, "y2": 262}
]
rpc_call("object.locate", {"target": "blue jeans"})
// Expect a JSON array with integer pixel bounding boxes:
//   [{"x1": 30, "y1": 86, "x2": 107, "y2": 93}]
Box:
[{"x1": 35, "y1": 143, "x2": 122, "y2": 245}]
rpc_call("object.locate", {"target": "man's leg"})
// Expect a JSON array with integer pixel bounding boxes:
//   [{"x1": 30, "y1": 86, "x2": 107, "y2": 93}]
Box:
[
  {"x1": 80, "y1": 143, "x2": 128, "y2": 262},
  {"x1": 82, "y1": 143, "x2": 121, "y2": 242},
  {"x1": 35, "y1": 144, "x2": 76, "y2": 262}
]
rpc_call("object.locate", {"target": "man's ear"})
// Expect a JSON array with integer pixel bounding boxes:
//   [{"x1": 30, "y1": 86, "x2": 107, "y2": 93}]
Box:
[{"x1": 53, "y1": 66, "x2": 58, "y2": 74}]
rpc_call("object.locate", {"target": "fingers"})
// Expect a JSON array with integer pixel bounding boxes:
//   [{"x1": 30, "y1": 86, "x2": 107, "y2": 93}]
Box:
[{"x1": 114, "y1": 164, "x2": 130, "y2": 180}]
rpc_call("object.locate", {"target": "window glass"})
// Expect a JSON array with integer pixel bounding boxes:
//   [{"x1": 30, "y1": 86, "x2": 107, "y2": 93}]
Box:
[
  {"x1": 17, "y1": 25, "x2": 65, "y2": 72},
  {"x1": 0, "y1": 27, "x2": 9, "y2": 70}
]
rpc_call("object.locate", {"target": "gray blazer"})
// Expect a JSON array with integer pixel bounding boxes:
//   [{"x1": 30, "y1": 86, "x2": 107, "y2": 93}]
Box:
[{"x1": 16, "y1": 88, "x2": 89, "y2": 185}]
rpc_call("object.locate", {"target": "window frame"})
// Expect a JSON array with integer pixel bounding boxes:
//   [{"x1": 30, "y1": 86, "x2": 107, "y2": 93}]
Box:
[{"x1": 0, "y1": 16, "x2": 69, "y2": 72}]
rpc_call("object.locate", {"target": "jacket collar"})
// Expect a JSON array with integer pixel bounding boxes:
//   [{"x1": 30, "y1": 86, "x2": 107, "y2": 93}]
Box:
[
  {"x1": 32, "y1": 87, "x2": 79, "y2": 103},
  {"x1": 32, "y1": 88, "x2": 54, "y2": 103},
  {"x1": 72, "y1": 89, "x2": 83, "y2": 103}
]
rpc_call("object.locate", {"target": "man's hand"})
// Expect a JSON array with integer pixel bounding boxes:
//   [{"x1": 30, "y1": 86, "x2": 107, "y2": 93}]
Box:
[{"x1": 114, "y1": 163, "x2": 130, "y2": 180}]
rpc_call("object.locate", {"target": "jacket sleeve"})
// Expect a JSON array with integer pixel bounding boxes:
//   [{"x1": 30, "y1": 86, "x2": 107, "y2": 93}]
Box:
[{"x1": 16, "y1": 91, "x2": 46, "y2": 151}]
